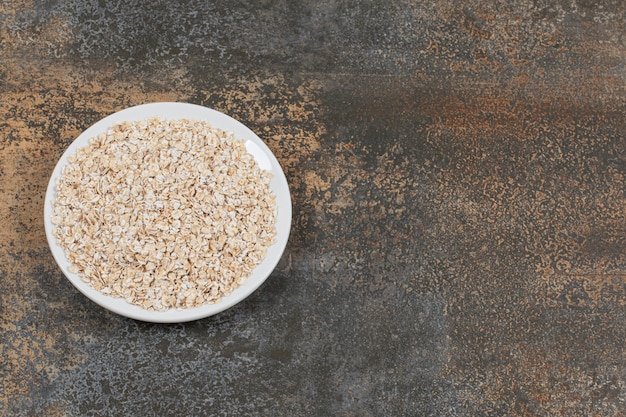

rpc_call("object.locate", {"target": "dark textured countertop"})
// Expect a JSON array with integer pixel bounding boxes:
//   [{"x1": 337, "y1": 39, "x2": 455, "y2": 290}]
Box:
[{"x1": 1, "y1": 1, "x2": 625, "y2": 416}]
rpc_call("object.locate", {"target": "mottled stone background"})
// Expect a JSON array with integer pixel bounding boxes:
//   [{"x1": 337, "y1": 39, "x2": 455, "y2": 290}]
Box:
[{"x1": 1, "y1": 1, "x2": 625, "y2": 416}]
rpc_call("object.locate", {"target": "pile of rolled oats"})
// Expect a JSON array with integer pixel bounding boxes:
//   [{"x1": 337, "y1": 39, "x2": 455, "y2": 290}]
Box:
[{"x1": 51, "y1": 117, "x2": 277, "y2": 311}]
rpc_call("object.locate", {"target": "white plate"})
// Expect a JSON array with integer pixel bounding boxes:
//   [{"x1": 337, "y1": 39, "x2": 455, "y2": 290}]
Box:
[{"x1": 44, "y1": 102, "x2": 292, "y2": 323}]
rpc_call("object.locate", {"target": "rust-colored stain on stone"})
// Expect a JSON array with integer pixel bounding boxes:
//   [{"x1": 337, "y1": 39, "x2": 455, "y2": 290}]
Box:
[{"x1": 1, "y1": 0, "x2": 625, "y2": 415}]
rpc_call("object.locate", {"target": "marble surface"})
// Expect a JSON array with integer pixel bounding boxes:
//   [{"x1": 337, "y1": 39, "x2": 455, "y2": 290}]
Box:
[{"x1": 1, "y1": 1, "x2": 625, "y2": 415}]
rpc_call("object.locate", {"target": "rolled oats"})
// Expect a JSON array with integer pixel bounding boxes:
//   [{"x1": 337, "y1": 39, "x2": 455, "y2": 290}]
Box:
[{"x1": 52, "y1": 117, "x2": 277, "y2": 311}]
